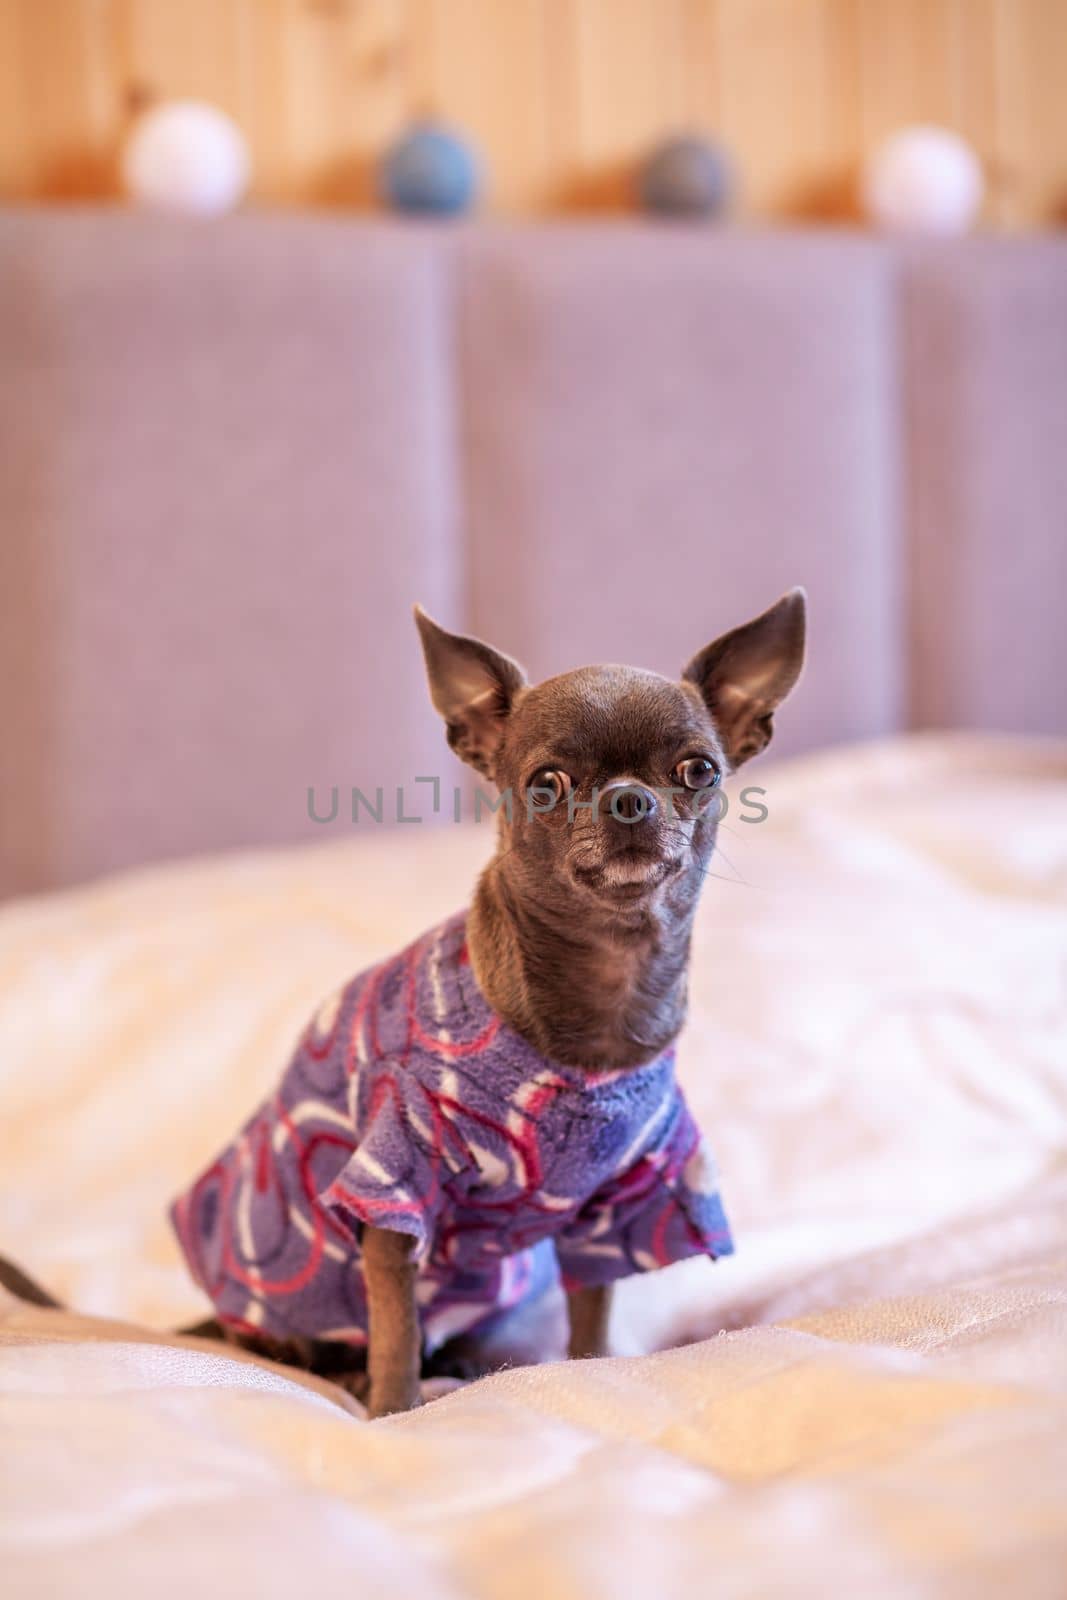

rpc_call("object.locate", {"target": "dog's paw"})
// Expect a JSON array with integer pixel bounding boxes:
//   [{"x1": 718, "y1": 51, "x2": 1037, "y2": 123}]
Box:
[{"x1": 366, "y1": 1384, "x2": 423, "y2": 1419}]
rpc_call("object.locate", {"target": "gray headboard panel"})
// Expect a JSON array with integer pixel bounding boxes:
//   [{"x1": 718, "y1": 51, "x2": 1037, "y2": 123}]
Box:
[
  {"x1": 0, "y1": 212, "x2": 460, "y2": 895},
  {"x1": 459, "y1": 227, "x2": 901, "y2": 759}
]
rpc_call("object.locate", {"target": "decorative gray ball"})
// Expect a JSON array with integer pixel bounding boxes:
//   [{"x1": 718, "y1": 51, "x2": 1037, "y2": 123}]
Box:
[
  {"x1": 379, "y1": 122, "x2": 481, "y2": 218},
  {"x1": 638, "y1": 137, "x2": 733, "y2": 219}
]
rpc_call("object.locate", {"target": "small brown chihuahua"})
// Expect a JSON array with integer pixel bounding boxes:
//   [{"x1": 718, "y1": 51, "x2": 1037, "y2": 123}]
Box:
[{"x1": 0, "y1": 591, "x2": 805, "y2": 1418}]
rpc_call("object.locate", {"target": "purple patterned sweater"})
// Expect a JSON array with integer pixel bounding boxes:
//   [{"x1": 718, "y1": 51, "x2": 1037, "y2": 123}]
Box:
[{"x1": 171, "y1": 911, "x2": 733, "y2": 1351}]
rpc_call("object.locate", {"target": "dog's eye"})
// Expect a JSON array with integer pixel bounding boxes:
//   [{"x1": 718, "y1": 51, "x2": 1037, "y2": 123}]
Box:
[
  {"x1": 674, "y1": 757, "x2": 720, "y2": 791},
  {"x1": 528, "y1": 769, "x2": 572, "y2": 807}
]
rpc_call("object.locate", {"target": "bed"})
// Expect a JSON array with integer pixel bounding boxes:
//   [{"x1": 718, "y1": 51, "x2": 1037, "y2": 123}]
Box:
[
  {"x1": 3, "y1": 735, "x2": 1065, "y2": 1597},
  {"x1": 2, "y1": 211, "x2": 1065, "y2": 1595}
]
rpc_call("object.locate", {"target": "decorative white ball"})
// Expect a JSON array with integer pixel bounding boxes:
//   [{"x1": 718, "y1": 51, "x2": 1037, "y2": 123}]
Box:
[
  {"x1": 863, "y1": 125, "x2": 983, "y2": 234},
  {"x1": 122, "y1": 101, "x2": 250, "y2": 216}
]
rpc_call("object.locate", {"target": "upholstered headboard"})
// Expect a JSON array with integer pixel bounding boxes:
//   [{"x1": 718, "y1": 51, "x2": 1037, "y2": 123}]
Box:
[{"x1": 1, "y1": 211, "x2": 1064, "y2": 896}]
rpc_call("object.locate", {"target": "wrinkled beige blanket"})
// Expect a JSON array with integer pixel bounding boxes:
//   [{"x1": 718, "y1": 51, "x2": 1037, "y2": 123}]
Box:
[{"x1": 2, "y1": 736, "x2": 1065, "y2": 1598}]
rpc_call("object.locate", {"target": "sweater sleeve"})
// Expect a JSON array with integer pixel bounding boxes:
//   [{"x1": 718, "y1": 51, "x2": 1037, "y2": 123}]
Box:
[
  {"x1": 554, "y1": 1086, "x2": 734, "y2": 1291},
  {"x1": 318, "y1": 1064, "x2": 446, "y2": 1262}
]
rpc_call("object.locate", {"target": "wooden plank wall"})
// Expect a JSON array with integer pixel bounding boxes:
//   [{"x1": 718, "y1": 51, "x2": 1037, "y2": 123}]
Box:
[{"x1": 0, "y1": 0, "x2": 1064, "y2": 224}]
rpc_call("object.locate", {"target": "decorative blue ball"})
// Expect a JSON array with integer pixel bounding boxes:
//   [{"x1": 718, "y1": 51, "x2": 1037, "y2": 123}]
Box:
[
  {"x1": 638, "y1": 136, "x2": 733, "y2": 220},
  {"x1": 379, "y1": 123, "x2": 480, "y2": 218}
]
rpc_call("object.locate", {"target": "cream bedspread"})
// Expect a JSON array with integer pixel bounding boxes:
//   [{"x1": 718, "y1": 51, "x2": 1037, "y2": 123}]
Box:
[{"x1": 2, "y1": 736, "x2": 1066, "y2": 1597}]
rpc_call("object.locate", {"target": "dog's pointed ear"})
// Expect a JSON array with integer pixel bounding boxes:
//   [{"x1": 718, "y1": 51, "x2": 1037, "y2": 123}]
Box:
[
  {"x1": 414, "y1": 606, "x2": 527, "y2": 780},
  {"x1": 682, "y1": 588, "x2": 806, "y2": 768}
]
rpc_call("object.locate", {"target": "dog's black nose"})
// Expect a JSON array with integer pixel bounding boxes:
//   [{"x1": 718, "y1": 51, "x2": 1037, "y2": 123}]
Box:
[{"x1": 601, "y1": 781, "x2": 659, "y2": 825}]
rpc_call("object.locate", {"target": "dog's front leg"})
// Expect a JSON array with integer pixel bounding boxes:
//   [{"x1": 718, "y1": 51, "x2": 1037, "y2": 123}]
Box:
[
  {"x1": 566, "y1": 1283, "x2": 612, "y2": 1360},
  {"x1": 362, "y1": 1225, "x2": 422, "y2": 1417}
]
